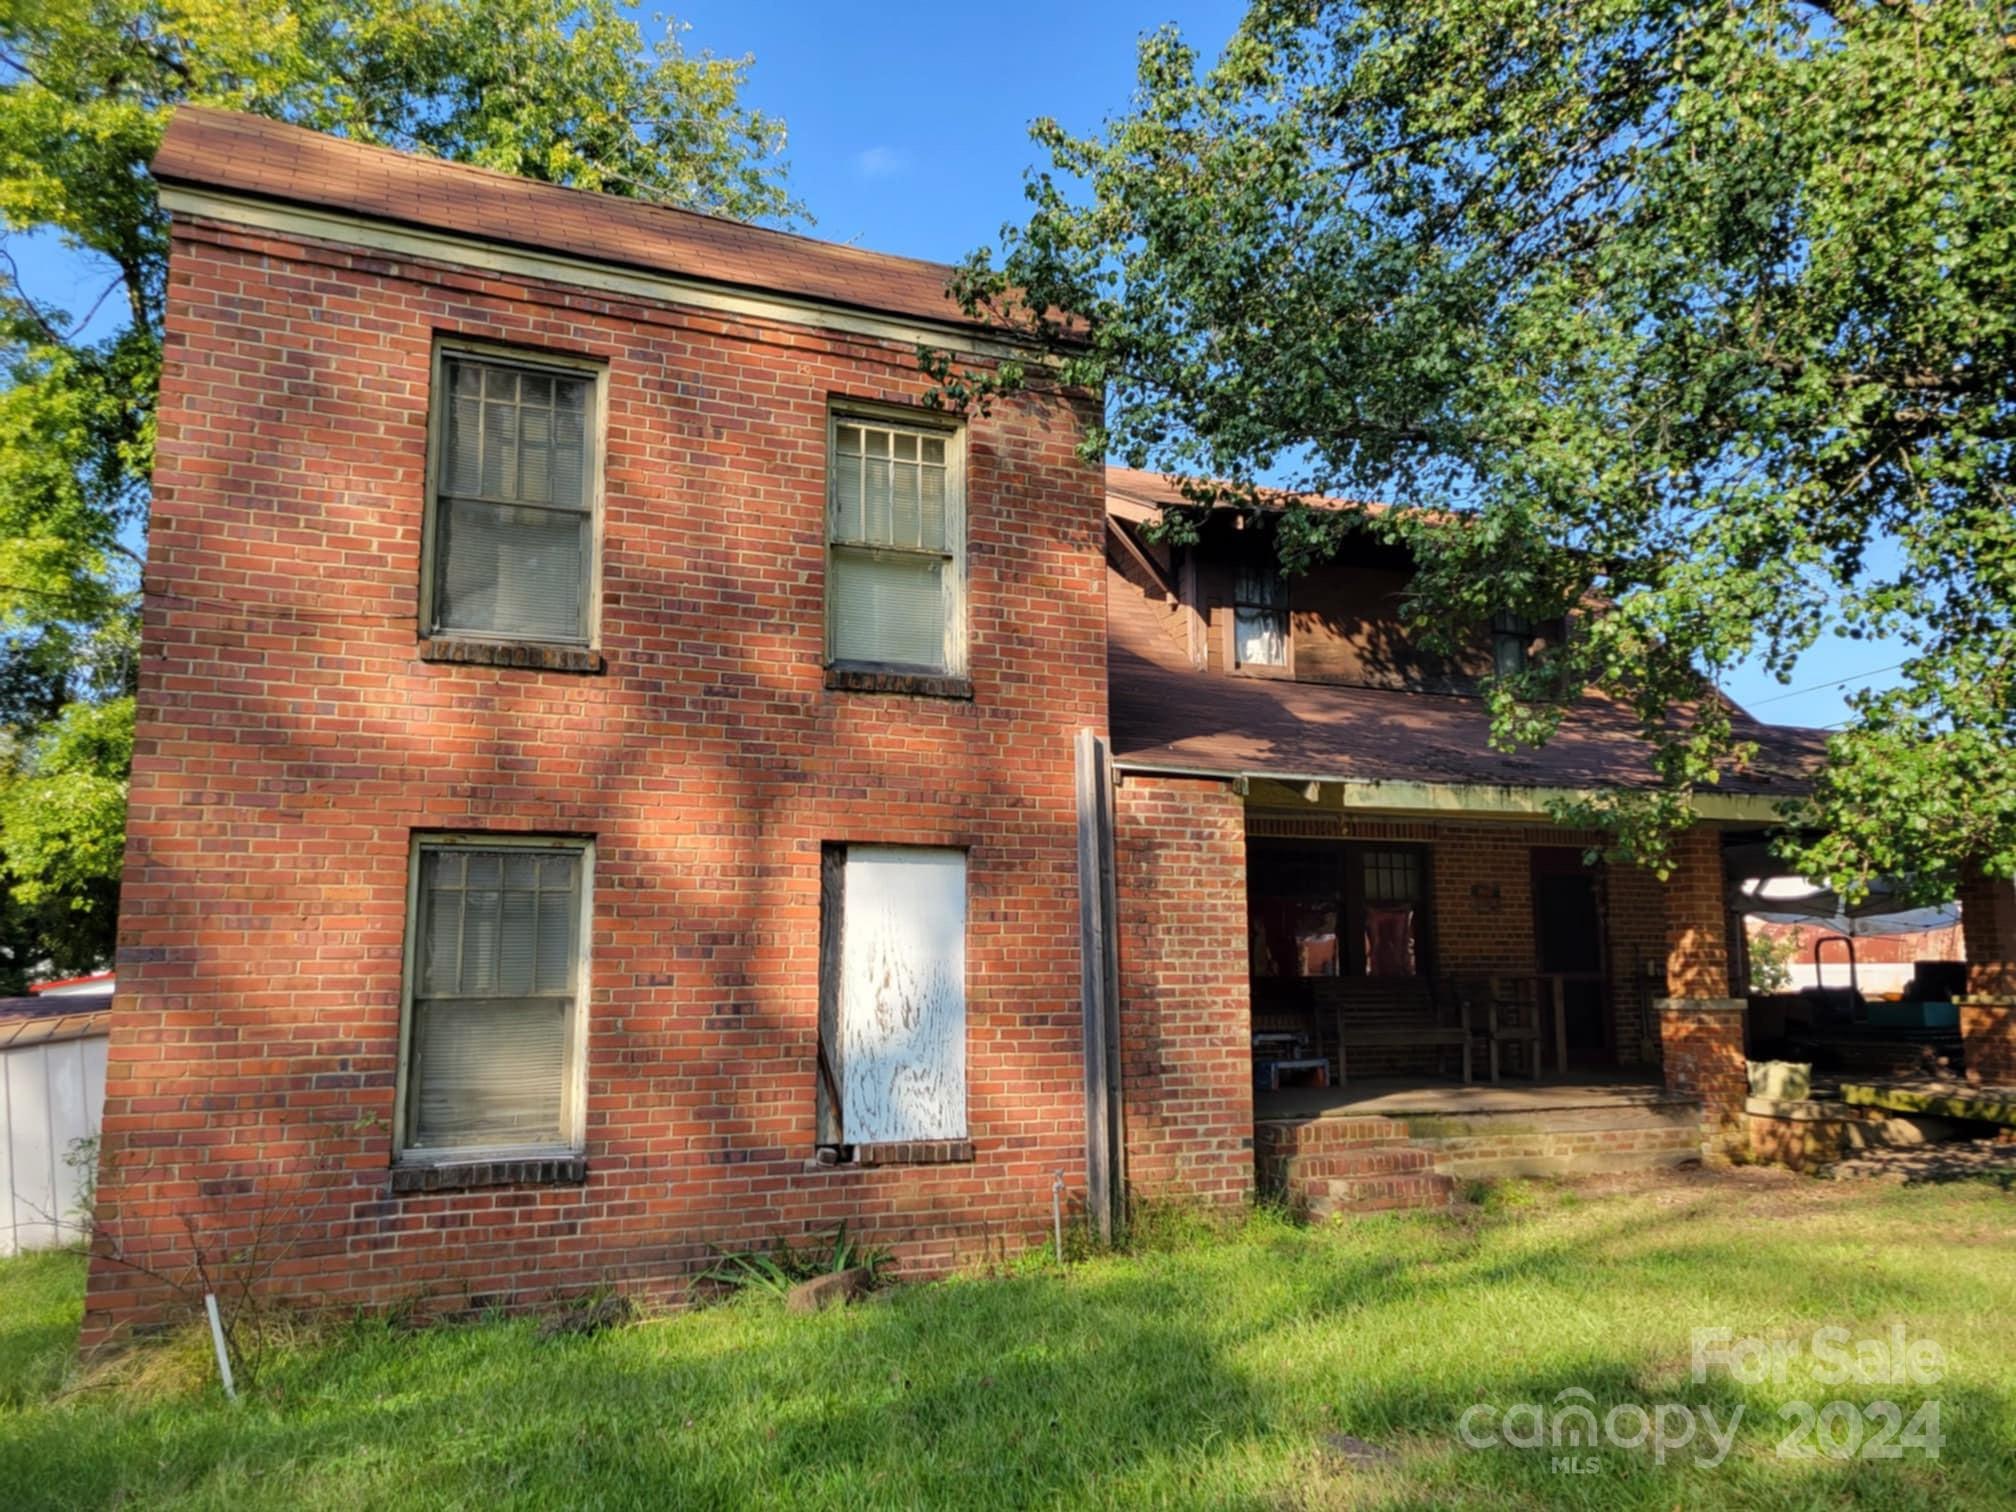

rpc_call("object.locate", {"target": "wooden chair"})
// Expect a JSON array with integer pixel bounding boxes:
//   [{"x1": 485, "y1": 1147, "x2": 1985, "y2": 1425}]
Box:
[{"x1": 1448, "y1": 976, "x2": 1545, "y2": 1084}]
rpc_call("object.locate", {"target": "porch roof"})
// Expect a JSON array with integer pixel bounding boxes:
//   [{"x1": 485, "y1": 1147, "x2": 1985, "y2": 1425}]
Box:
[{"x1": 1106, "y1": 566, "x2": 1825, "y2": 812}]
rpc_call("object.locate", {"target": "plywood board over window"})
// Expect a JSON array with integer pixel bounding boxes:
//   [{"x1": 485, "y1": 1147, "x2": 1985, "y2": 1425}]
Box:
[{"x1": 818, "y1": 846, "x2": 968, "y2": 1146}]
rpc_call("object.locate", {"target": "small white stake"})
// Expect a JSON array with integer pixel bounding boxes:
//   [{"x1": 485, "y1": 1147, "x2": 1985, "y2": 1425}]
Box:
[
  {"x1": 205, "y1": 1293, "x2": 237, "y2": 1401},
  {"x1": 1052, "y1": 1170, "x2": 1066, "y2": 1267}
]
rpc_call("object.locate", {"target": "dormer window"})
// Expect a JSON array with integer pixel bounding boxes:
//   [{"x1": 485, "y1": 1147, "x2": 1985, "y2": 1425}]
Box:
[
  {"x1": 1234, "y1": 562, "x2": 1289, "y2": 669},
  {"x1": 1492, "y1": 610, "x2": 1531, "y2": 677}
]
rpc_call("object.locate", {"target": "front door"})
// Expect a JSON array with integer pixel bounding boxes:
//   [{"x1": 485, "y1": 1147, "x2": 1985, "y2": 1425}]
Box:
[{"x1": 1531, "y1": 848, "x2": 1611, "y2": 1065}]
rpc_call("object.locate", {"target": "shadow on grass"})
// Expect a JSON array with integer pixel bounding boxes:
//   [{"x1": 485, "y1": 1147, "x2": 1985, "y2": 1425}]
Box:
[{"x1": 2, "y1": 1201, "x2": 2011, "y2": 1509}]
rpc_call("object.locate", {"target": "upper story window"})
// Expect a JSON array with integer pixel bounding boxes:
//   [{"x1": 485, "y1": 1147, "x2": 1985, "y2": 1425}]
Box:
[
  {"x1": 1491, "y1": 610, "x2": 1530, "y2": 677},
  {"x1": 1234, "y1": 562, "x2": 1289, "y2": 669},
  {"x1": 424, "y1": 346, "x2": 604, "y2": 647},
  {"x1": 827, "y1": 410, "x2": 965, "y2": 675},
  {"x1": 397, "y1": 836, "x2": 593, "y2": 1160}
]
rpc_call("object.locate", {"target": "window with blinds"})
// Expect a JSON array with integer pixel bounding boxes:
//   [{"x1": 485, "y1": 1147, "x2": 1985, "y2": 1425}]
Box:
[
  {"x1": 827, "y1": 414, "x2": 962, "y2": 673},
  {"x1": 1234, "y1": 562, "x2": 1289, "y2": 668},
  {"x1": 399, "y1": 839, "x2": 591, "y2": 1156},
  {"x1": 428, "y1": 350, "x2": 600, "y2": 645}
]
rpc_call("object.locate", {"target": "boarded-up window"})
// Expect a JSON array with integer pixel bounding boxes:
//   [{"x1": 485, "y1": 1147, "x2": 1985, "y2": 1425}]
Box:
[
  {"x1": 428, "y1": 351, "x2": 600, "y2": 645},
  {"x1": 400, "y1": 838, "x2": 590, "y2": 1156},
  {"x1": 827, "y1": 414, "x2": 963, "y2": 673},
  {"x1": 818, "y1": 846, "x2": 967, "y2": 1146}
]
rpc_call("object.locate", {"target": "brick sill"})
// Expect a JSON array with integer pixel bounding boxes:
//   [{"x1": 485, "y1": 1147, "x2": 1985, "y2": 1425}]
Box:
[
  {"x1": 390, "y1": 1155, "x2": 587, "y2": 1193},
  {"x1": 824, "y1": 666, "x2": 972, "y2": 700},
  {"x1": 849, "y1": 1139, "x2": 975, "y2": 1167},
  {"x1": 419, "y1": 638, "x2": 604, "y2": 674}
]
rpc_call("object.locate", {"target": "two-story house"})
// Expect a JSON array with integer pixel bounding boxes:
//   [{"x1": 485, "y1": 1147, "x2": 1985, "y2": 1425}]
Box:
[{"x1": 87, "y1": 109, "x2": 2011, "y2": 1339}]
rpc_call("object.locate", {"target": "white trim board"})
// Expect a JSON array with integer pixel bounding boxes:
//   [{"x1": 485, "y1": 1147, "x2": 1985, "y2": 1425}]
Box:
[{"x1": 158, "y1": 185, "x2": 1044, "y2": 361}]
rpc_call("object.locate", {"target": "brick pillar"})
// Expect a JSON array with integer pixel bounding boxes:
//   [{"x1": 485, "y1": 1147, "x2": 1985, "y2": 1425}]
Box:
[
  {"x1": 1657, "y1": 824, "x2": 1745, "y2": 1155},
  {"x1": 1957, "y1": 865, "x2": 2016, "y2": 1085},
  {"x1": 1113, "y1": 775, "x2": 1253, "y2": 1205},
  {"x1": 1663, "y1": 823, "x2": 1730, "y2": 999}
]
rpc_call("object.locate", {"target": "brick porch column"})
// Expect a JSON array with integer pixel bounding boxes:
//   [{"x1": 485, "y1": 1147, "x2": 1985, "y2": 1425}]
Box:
[
  {"x1": 1656, "y1": 824, "x2": 1747, "y2": 1155},
  {"x1": 1113, "y1": 775, "x2": 1254, "y2": 1205},
  {"x1": 1957, "y1": 866, "x2": 2016, "y2": 1086}
]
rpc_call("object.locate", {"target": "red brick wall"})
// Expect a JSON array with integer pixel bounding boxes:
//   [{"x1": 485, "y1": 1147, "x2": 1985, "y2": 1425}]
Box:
[
  {"x1": 85, "y1": 214, "x2": 1106, "y2": 1339},
  {"x1": 1662, "y1": 824, "x2": 1731, "y2": 999},
  {"x1": 1657, "y1": 1002, "x2": 1746, "y2": 1155},
  {"x1": 1959, "y1": 867, "x2": 2016, "y2": 995},
  {"x1": 1114, "y1": 777, "x2": 1252, "y2": 1204},
  {"x1": 1960, "y1": 1001, "x2": 2016, "y2": 1087}
]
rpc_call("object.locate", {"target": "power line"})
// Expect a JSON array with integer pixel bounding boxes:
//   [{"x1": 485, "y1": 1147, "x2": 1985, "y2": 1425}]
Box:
[{"x1": 1748, "y1": 660, "x2": 1908, "y2": 706}]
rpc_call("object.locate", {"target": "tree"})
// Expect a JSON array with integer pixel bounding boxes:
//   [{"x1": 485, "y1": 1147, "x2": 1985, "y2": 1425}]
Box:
[
  {"x1": 938, "y1": 0, "x2": 2016, "y2": 898},
  {"x1": 0, "y1": 0, "x2": 797, "y2": 974}
]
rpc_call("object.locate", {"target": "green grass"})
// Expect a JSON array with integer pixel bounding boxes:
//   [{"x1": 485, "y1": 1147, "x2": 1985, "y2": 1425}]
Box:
[{"x1": 2, "y1": 1171, "x2": 2013, "y2": 1508}]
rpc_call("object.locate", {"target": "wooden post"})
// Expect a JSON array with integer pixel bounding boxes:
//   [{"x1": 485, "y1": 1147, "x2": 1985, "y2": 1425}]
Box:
[{"x1": 1075, "y1": 729, "x2": 1124, "y2": 1241}]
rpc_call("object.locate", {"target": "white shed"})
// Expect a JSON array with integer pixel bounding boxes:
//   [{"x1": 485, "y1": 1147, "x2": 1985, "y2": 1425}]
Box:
[{"x1": 0, "y1": 1001, "x2": 109, "y2": 1254}]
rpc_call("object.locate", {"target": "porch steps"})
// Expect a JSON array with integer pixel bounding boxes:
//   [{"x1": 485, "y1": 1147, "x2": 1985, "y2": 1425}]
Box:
[
  {"x1": 1256, "y1": 1117, "x2": 1455, "y2": 1218},
  {"x1": 1392, "y1": 1098, "x2": 1705, "y2": 1179}
]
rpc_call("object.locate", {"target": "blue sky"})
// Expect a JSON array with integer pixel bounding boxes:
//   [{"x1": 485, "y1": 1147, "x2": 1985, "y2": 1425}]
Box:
[{"x1": 10, "y1": 1, "x2": 1908, "y2": 728}]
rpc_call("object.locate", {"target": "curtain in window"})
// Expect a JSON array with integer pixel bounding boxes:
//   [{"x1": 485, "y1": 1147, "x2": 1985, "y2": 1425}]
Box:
[
  {"x1": 1362, "y1": 849, "x2": 1425, "y2": 978},
  {"x1": 435, "y1": 359, "x2": 593, "y2": 643},
  {"x1": 829, "y1": 422, "x2": 955, "y2": 669},
  {"x1": 1234, "y1": 563, "x2": 1288, "y2": 666},
  {"x1": 409, "y1": 847, "x2": 581, "y2": 1150}
]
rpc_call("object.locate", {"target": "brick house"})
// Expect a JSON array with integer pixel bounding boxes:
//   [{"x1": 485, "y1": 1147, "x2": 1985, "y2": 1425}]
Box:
[{"x1": 81, "y1": 109, "x2": 2005, "y2": 1339}]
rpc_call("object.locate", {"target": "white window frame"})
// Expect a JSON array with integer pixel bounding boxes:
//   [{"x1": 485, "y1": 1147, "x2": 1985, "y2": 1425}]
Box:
[
  {"x1": 824, "y1": 403, "x2": 967, "y2": 676},
  {"x1": 419, "y1": 338, "x2": 608, "y2": 648},
  {"x1": 393, "y1": 833, "x2": 595, "y2": 1164}
]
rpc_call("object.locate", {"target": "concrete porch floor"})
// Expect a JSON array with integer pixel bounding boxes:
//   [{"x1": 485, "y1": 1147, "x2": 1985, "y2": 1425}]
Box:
[{"x1": 1256, "y1": 1070, "x2": 1687, "y2": 1122}]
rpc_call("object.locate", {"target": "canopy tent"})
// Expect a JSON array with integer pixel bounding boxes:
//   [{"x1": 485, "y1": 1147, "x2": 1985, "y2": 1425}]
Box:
[{"x1": 1734, "y1": 876, "x2": 1960, "y2": 938}]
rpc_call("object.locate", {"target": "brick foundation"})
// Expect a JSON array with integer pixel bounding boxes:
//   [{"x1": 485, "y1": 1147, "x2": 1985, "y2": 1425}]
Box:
[
  {"x1": 1113, "y1": 776, "x2": 1253, "y2": 1205},
  {"x1": 1957, "y1": 998, "x2": 2016, "y2": 1087},
  {"x1": 1656, "y1": 999, "x2": 1747, "y2": 1158}
]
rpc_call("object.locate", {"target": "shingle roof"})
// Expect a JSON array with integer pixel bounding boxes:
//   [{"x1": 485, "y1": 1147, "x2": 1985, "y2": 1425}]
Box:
[
  {"x1": 151, "y1": 106, "x2": 1007, "y2": 335},
  {"x1": 1104, "y1": 470, "x2": 1827, "y2": 798}
]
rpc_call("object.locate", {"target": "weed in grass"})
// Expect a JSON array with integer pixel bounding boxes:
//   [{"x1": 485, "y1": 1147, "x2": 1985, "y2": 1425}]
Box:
[{"x1": 696, "y1": 1222, "x2": 891, "y2": 1299}]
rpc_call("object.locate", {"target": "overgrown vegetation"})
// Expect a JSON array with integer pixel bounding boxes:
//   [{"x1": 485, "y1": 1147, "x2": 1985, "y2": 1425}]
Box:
[
  {"x1": 942, "y1": 0, "x2": 2016, "y2": 896},
  {"x1": 697, "y1": 1222, "x2": 890, "y2": 1298},
  {"x1": 4, "y1": 1174, "x2": 2013, "y2": 1507}
]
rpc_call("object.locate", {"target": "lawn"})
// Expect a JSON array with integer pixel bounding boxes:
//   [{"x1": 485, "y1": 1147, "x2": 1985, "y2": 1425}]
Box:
[{"x1": 2, "y1": 1169, "x2": 2012, "y2": 1509}]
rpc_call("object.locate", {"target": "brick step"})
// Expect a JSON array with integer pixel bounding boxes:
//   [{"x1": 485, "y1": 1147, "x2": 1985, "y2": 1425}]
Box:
[
  {"x1": 1304, "y1": 1170, "x2": 1455, "y2": 1216},
  {"x1": 1255, "y1": 1116, "x2": 1408, "y2": 1155},
  {"x1": 1272, "y1": 1146, "x2": 1438, "y2": 1181}
]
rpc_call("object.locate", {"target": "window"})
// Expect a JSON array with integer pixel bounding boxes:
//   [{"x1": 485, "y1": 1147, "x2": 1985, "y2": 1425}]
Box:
[
  {"x1": 817, "y1": 846, "x2": 967, "y2": 1147},
  {"x1": 1360, "y1": 847, "x2": 1425, "y2": 978},
  {"x1": 1234, "y1": 562, "x2": 1289, "y2": 668},
  {"x1": 827, "y1": 412, "x2": 963, "y2": 674},
  {"x1": 1248, "y1": 839, "x2": 1429, "y2": 979},
  {"x1": 425, "y1": 347, "x2": 602, "y2": 646},
  {"x1": 1491, "y1": 610, "x2": 1530, "y2": 677},
  {"x1": 397, "y1": 837, "x2": 591, "y2": 1158}
]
